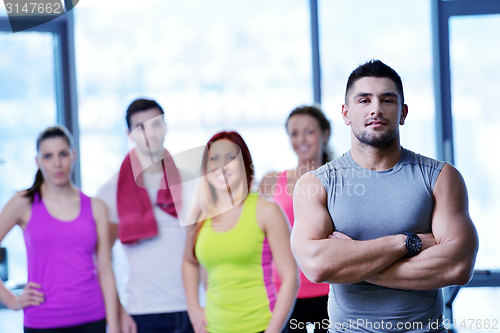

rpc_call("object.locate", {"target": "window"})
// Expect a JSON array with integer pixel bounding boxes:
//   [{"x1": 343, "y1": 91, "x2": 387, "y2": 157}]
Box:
[
  {"x1": 319, "y1": 0, "x2": 435, "y2": 158},
  {"x1": 449, "y1": 14, "x2": 500, "y2": 330},
  {"x1": 75, "y1": 0, "x2": 312, "y2": 304},
  {"x1": 0, "y1": 30, "x2": 57, "y2": 332},
  {"x1": 0, "y1": 11, "x2": 76, "y2": 331},
  {"x1": 76, "y1": 0, "x2": 313, "y2": 196}
]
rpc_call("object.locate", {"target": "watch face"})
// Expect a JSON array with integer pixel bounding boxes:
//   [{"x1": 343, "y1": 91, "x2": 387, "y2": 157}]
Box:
[
  {"x1": 408, "y1": 235, "x2": 422, "y2": 251},
  {"x1": 406, "y1": 233, "x2": 422, "y2": 256}
]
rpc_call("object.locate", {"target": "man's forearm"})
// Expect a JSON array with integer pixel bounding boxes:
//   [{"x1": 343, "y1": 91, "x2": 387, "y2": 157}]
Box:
[
  {"x1": 297, "y1": 234, "x2": 407, "y2": 284},
  {"x1": 366, "y1": 241, "x2": 475, "y2": 290}
]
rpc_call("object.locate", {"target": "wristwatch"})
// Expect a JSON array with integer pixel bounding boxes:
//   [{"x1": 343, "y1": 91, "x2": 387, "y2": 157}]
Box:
[{"x1": 404, "y1": 232, "x2": 422, "y2": 257}]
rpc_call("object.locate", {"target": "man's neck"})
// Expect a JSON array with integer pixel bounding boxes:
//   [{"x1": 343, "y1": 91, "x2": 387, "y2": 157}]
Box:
[
  {"x1": 135, "y1": 148, "x2": 166, "y2": 174},
  {"x1": 350, "y1": 135, "x2": 403, "y2": 171}
]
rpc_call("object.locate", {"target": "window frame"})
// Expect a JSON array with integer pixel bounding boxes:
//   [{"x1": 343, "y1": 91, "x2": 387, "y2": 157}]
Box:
[
  {"x1": 431, "y1": 0, "x2": 500, "y2": 328},
  {"x1": 0, "y1": 8, "x2": 81, "y2": 186}
]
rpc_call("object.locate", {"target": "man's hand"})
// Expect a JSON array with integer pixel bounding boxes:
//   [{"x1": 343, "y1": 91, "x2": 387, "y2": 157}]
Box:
[
  {"x1": 120, "y1": 306, "x2": 137, "y2": 333},
  {"x1": 416, "y1": 233, "x2": 437, "y2": 252},
  {"x1": 330, "y1": 231, "x2": 437, "y2": 253},
  {"x1": 328, "y1": 231, "x2": 352, "y2": 240},
  {"x1": 187, "y1": 304, "x2": 208, "y2": 333}
]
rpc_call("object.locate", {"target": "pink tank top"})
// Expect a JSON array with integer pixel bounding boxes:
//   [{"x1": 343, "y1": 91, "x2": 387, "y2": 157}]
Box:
[
  {"x1": 23, "y1": 191, "x2": 106, "y2": 329},
  {"x1": 273, "y1": 171, "x2": 329, "y2": 299}
]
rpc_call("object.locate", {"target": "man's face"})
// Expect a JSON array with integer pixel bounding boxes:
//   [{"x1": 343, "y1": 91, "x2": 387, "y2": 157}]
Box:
[
  {"x1": 342, "y1": 77, "x2": 408, "y2": 148},
  {"x1": 128, "y1": 108, "x2": 166, "y2": 156}
]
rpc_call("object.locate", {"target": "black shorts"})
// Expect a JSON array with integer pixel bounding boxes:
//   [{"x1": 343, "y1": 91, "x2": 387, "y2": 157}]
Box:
[
  {"x1": 287, "y1": 295, "x2": 329, "y2": 333},
  {"x1": 24, "y1": 318, "x2": 106, "y2": 333}
]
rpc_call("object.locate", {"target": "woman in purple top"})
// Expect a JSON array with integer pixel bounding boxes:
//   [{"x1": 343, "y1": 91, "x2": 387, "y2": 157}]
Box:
[{"x1": 0, "y1": 126, "x2": 120, "y2": 333}]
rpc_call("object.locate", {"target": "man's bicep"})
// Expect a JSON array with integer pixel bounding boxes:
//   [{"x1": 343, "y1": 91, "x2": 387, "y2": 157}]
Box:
[
  {"x1": 432, "y1": 164, "x2": 478, "y2": 250},
  {"x1": 292, "y1": 173, "x2": 334, "y2": 241}
]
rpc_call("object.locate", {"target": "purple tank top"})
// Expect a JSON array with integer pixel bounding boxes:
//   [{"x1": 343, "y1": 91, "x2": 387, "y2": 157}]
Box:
[{"x1": 23, "y1": 191, "x2": 106, "y2": 329}]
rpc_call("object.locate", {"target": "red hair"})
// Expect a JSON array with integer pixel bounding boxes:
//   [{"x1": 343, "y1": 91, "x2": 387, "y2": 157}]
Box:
[
  {"x1": 192, "y1": 131, "x2": 254, "y2": 255},
  {"x1": 202, "y1": 131, "x2": 254, "y2": 193}
]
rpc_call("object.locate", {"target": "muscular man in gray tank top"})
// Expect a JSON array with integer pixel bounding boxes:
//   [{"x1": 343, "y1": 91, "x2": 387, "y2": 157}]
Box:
[{"x1": 290, "y1": 60, "x2": 478, "y2": 333}]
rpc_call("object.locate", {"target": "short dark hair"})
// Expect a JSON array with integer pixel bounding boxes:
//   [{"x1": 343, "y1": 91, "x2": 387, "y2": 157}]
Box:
[
  {"x1": 125, "y1": 98, "x2": 164, "y2": 130},
  {"x1": 345, "y1": 59, "x2": 404, "y2": 104}
]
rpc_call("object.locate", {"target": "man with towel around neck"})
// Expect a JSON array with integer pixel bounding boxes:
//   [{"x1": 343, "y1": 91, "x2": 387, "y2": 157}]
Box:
[{"x1": 97, "y1": 99, "x2": 195, "y2": 333}]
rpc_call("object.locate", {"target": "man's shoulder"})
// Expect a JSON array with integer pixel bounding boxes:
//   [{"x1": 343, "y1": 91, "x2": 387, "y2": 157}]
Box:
[
  {"x1": 312, "y1": 151, "x2": 352, "y2": 177},
  {"x1": 402, "y1": 148, "x2": 446, "y2": 171},
  {"x1": 96, "y1": 172, "x2": 119, "y2": 198}
]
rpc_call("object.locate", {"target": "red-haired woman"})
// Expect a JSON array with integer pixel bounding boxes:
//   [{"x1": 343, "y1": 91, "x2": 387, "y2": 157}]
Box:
[
  {"x1": 182, "y1": 131, "x2": 298, "y2": 333},
  {"x1": 0, "y1": 126, "x2": 120, "y2": 333},
  {"x1": 259, "y1": 105, "x2": 332, "y2": 332}
]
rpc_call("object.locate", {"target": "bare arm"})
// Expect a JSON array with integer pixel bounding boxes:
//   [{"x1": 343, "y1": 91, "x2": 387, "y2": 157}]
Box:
[
  {"x1": 0, "y1": 193, "x2": 45, "y2": 310},
  {"x1": 290, "y1": 173, "x2": 409, "y2": 284},
  {"x1": 366, "y1": 164, "x2": 479, "y2": 290},
  {"x1": 107, "y1": 223, "x2": 137, "y2": 333},
  {"x1": 97, "y1": 178, "x2": 137, "y2": 333},
  {"x1": 257, "y1": 197, "x2": 298, "y2": 333},
  {"x1": 109, "y1": 223, "x2": 118, "y2": 249},
  {"x1": 92, "y1": 198, "x2": 120, "y2": 333},
  {"x1": 182, "y1": 224, "x2": 207, "y2": 333}
]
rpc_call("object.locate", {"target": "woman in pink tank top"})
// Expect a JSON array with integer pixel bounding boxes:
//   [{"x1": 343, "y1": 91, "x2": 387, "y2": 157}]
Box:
[
  {"x1": 0, "y1": 126, "x2": 120, "y2": 333},
  {"x1": 259, "y1": 105, "x2": 332, "y2": 333}
]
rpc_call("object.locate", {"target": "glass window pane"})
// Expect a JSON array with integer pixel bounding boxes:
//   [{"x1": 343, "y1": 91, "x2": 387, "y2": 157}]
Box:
[
  {"x1": 449, "y1": 14, "x2": 500, "y2": 332},
  {"x1": 75, "y1": 0, "x2": 312, "y2": 194},
  {"x1": 452, "y1": 288, "x2": 500, "y2": 333},
  {"x1": 319, "y1": 0, "x2": 435, "y2": 158},
  {"x1": 450, "y1": 14, "x2": 500, "y2": 271},
  {"x1": 75, "y1": 0, "x2": 312, "y2": 305},
  {"x1": 0, "y1": 31, "x2": 57, "y2": 331}
]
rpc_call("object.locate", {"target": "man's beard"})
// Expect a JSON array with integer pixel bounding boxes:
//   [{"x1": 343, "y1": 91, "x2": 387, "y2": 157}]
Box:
[{"x1": 353, "y1": 126, "x2": 398, "y2": 148}]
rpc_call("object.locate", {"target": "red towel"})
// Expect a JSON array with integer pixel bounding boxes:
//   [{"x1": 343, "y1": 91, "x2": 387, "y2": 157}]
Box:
[{"x1": 117, "y1": 149, "x2": 182, "y2": 244}]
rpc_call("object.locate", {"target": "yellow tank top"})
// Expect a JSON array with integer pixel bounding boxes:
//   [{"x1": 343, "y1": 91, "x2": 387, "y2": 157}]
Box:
[{"x1": 195, "y1": 192, "x2": 276, "y2": 333}]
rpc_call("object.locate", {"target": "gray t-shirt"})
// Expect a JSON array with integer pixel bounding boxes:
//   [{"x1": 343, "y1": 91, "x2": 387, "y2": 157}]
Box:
[{"x1": 312, "y1": 148, "x2": 447, "y2": 333}]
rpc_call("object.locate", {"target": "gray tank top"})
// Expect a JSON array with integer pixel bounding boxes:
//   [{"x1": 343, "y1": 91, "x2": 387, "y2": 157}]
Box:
[{"x1": 312, "y1": 148, "x2": 446, "y2": 333}]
